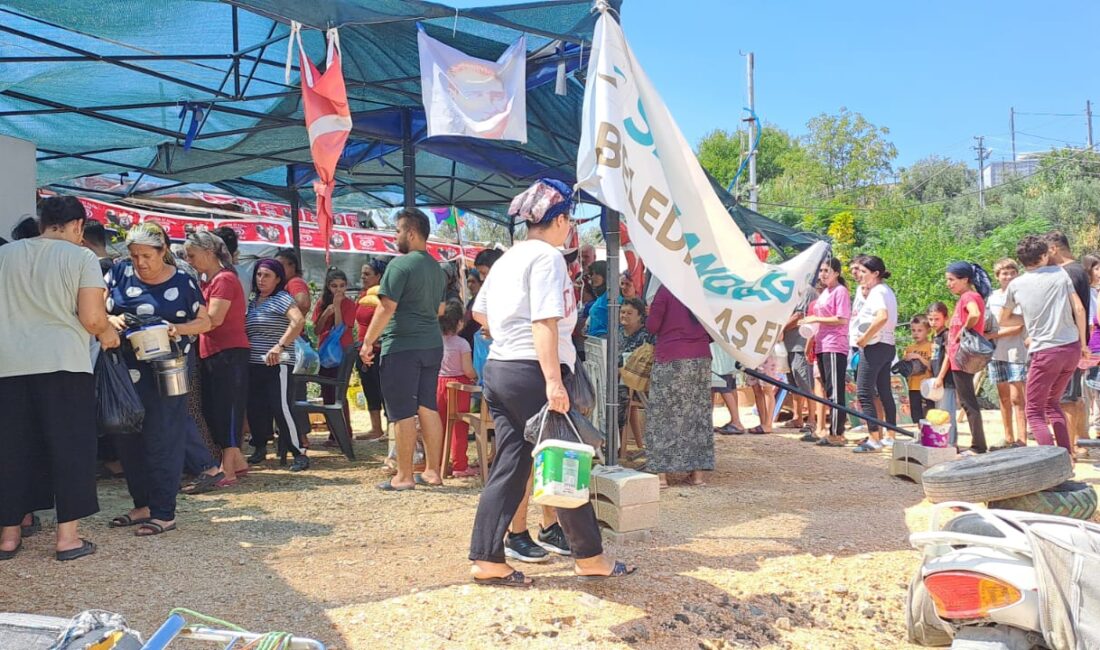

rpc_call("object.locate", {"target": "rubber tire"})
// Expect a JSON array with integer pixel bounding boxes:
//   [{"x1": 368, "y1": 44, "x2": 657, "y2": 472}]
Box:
[
  {"x1": 989, "y1": 480, "x2": 1098, "y2": 520},
  {"x1": 921, "y1": 446, "x2": 1072, "y2": 504},
  {"x1": 906, "y1": 573, "x2": 953, "y2": 647}
]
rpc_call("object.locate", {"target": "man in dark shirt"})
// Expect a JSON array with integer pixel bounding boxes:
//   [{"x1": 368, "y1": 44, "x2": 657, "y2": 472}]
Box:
[
  {"x1": 82, "y1": 219, "x2": 114, "y2": 274},
  {"x1": 1044, "y1": 230, "x2": 1090, "y2": 444},
  {"x1": 361, "y1": 208, "x2": 446, "y2": 490}
]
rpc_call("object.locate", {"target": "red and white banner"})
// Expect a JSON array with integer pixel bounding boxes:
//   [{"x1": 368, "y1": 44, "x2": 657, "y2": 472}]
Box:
[
  {"x1": 78, "y1": 197, "x2": 480, "y2": 263},
  {"x1": 191, "y1": 192, "x2": 361, "y2": 227}
]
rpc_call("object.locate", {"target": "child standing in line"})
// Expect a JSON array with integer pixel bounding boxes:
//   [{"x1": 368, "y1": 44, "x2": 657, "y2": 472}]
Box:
[
  {"x1": 927, "y1": 302, "x2": 958, "y2": 444},
  {"x1": 437, "y1": 300, "x2": 479, "y2": 477},
  {"x1": 903, "y1": 314, "x2": 935, "y2": 423}
]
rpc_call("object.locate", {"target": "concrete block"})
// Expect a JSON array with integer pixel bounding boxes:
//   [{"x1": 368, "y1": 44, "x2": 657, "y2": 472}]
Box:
[
  {"x1": 601, "y1": 527, "x2": 652, "y2": 544},
  {"x1": 590, "y1": 465, "x2": 660, "y2": 507},
  {"x1": 591, "y1": 496, "x2": 660, "y2": 532},
  {"x1": 891, "y1": 441, "x2": 957, "y2": 468},
  {"x1": 889, "y1": 458, "x2": 929, "y2": 484}
]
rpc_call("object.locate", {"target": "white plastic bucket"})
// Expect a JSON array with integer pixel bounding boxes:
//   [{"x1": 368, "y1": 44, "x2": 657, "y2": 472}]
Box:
[
  {"x1": 126, "y1": 324, "x2": 172, "y2": 361},
  {"x1": 532, "y1": 438, "x2": 594, "y2": 509},
  {"x1": 920, "y1": 378, "x2": 944, "y2": 402}
]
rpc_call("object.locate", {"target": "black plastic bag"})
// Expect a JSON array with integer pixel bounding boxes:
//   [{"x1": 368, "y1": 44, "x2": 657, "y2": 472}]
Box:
[
  {"x1": 95, "y1": 349, "x2": 145, "y2": 436},
  {"x1": 524, "y1": 404, "x2": 605, "y2": 461},
  {"x1": 567, "y1": 364, "x2": 596, "y2": 414},
  {"x1": 953, "y1": 328, "x2": 995, "y2": 374}
]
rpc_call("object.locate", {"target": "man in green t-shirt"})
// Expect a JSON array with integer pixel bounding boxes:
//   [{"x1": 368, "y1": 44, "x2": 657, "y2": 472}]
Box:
[{"x1": 361, "y1": 208, "x2": 446, "y2": 490}]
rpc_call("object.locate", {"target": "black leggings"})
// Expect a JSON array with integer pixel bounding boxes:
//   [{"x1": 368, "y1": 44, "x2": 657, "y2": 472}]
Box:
[
  {"x1": 247, "y1": 364, "x2": 307, "y2": 457},
  {"x1": 356, "y1": 356, "x2": 385, "y2": 412},
  {"x1": 816, "y1": 352, "x2": 847, "y2": 436},
  {"x1": 952, "y1": 370, "x2": 987, "y2": 452},
  {"x1": 201, "y1": 348, "x2": 249, "y2": 449},
  {"x1": 856, "y1": 343, "x2": 897, "y2": 433},
  {"x1": 469, "y1": 359, "x2": 603, "y2": 564}
]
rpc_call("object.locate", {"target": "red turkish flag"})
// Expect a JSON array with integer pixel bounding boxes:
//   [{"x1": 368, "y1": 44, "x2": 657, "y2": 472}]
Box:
[{"x1": 296, "y1": 27, "x2": 352, "y2": 261}]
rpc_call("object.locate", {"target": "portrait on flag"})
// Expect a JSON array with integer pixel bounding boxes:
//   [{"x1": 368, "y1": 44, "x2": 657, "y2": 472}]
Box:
[{"x1": 417, "y1": 25, "x2": 527, "y2": 142}]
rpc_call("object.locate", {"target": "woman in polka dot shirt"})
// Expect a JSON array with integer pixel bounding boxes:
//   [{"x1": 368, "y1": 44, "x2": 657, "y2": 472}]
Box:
[{"x1": 104, "y1": 222, "x2": 211, "y2": 537}]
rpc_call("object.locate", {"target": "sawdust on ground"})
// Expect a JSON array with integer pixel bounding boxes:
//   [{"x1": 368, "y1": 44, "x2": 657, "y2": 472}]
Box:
[{"x1": 5, "y1": 406, "x2": 1099, "y2": 649}]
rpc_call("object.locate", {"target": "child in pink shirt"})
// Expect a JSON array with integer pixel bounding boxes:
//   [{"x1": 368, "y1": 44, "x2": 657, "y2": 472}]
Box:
[{"x1": 437, "y1": 300, "x2": 479, "y2": 476}]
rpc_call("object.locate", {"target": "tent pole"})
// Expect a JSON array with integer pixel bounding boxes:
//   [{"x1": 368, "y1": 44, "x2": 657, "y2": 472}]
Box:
[
  {"x1": 603, "y1": 207, "x2": 621, "y2": 467},
  {"x1": 402, "y1": 107, "x2": 415, "y2": 208},
  {"x1": 287, "y1": 166, "x2": 301, "y2": 260}
]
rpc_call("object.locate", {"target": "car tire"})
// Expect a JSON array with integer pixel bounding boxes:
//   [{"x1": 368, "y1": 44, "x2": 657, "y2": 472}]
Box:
[
  {"x1": 921, "y1": 446, "x2": 1072, "y2": 504},
  {"x1": 989, "y1": 480, "x2": 1098, "y2": 520}
]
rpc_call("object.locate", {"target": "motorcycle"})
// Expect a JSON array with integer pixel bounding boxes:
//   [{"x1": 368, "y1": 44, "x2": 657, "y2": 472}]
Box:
[{"x1": 907, "y1": 501, "x2": 1100, "y2": 650}]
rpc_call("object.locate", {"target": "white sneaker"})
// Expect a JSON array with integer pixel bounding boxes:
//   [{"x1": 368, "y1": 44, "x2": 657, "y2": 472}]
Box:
[{"x1": 882, "y1": 438, "x2": 895, "y2": 449}]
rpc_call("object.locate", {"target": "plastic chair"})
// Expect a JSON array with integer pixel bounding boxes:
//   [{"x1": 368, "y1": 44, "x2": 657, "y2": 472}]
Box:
[
  {"x1": 440, "y1": 381, "x2": 494, "y2": 483},
  {"x1": 292, "y1": 343, "x2": 360, "y2": 461}
]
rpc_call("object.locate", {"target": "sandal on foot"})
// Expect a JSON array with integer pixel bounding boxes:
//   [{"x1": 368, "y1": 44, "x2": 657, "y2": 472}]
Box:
[
  {"x1": 135, "y1": 521, "x2": 176, "y2": 537},
  {"x1": 748, "y1": 426, "x2": 767, "y2": 435},
  {"x1": 577, "y1": 561, "x2": 637, "y2": 581},
  {"x1": 474, "y1": 571, "x2": 532, "y2": 588},
  {"x1": 852, "y1": 442, "x2": 882, "y2": 454},
  {"x1": 376, "y1": 479, "x2": 415, "y2": 492},
  {"x1": 0, "y1": 540, "x2": 22, "y2": 560},
  {"x1": 817, "y1": 437, "x2": 846, "y2": 448},
  {"x1": 717, "y1": 424, "x2": 745, "y2": 436},
  {"x1": 56, "y1": 539, "x2": 96, "y2": 562},
  {"x1": 414, "y1": 474, "x2": 443, "y2": 487},
  {"x1": 21, "y1": 514, "x2": 41, "y2": 538},
  {"x1": 181, "y1": 472, "x2": 225, "y2": 495},
  {"x1": 109, "y1": 514, "x2": 151, "y2": 528},
  {"x1": 799, "y1": 433, "x2": 820, "y2": 443}
]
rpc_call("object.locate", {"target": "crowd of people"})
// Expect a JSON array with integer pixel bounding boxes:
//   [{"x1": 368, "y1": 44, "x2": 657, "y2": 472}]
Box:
[{"x1": 1, "y1": 188, "x2": 1093, "y2": 575}]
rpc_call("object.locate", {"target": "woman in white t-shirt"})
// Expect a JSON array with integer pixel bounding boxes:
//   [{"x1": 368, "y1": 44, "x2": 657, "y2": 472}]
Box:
[
  {"x1": 468, "y1": 179, "x2": 634, "y2": 587},
  {"x1": 849, "y1": 255, "x2": 899, "y2": 453}
]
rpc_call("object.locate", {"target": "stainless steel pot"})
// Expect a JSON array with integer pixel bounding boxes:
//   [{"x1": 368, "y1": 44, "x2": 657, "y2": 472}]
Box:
[{"x1": 152, "y1": 355, "x2": 189, "y2": 397}]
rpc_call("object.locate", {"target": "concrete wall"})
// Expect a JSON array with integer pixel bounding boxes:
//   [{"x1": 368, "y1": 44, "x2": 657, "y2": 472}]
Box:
[{"x1": 0, "y1": 135, "x2": 36, "y2": 240}]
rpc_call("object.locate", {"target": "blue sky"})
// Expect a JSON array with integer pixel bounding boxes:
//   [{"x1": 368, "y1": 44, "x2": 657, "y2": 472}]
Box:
[{"x1": 459, "y1": 0, "x2": 1100, "y2": 170}]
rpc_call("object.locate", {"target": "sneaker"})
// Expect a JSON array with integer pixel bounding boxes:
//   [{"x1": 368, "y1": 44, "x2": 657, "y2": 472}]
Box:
[
  {"x1": 882, "y1": 438, "x2": 895, "y2": 449},
  {"x1": 537, "y1": 523, "x2": 572, "y2": 556},
  {"x1": 289, "y1": 456, "x2": 310, "y2": 472},
  {"x1": 247, "y1": 445, "x2": 267, "y2": 465},
  {"x1": 504, "y1": 530, "x2": 549, "y2": 563}
]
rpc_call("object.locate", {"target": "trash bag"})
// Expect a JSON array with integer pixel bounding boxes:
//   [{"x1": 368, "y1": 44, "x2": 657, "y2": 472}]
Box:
[
  {"x1": 318, "y1": 323, "x2": 346, "y2": 369},
  {"x1": 524, "y1": 404, "x2": 605, "y2": 460},
  {"x1": 953, "y1": 328, "x2": 994, "y2": 374},
  {"x1": 293, "y1": 338, "x2": 321, "y2": 375},
  {"x1": 567, "y1": 363, "x2": 596, "y2": 413},
  {"x1": 95, "y1": 349, "x2": 144, "y2": 436}
]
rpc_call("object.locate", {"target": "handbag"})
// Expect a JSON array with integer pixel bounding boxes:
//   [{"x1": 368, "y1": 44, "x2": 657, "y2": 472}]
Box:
[
  {"x1": 620, "y1": 343, "x2": 654, "y2": 393},
  {"x1": 953, "y1": 328, "x2": 995, "y2": 374}
]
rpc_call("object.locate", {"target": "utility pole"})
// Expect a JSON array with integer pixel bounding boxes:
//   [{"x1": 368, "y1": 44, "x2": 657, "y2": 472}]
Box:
[
  {"x1": 973, "y1": 136, "x2": 989, "y2": 208},
  {"x1": 1010, "y1": 107, "x2": 1016, "y2": 161},
  {"x1": 745, "y1": 51, "x2": 757, "y2": 211},
  {"x1": 1087, "y1": 100, "x2": 1094, "y2": 150}
]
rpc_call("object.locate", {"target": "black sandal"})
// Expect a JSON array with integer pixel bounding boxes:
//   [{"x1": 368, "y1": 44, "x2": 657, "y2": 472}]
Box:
[
  {"x1": 21, "y1": 514, "x2": 41, "y2": 538},
  {"x1": 109, "y1": 514, "x2": 151, "y2": 528},
  {"x1": 577, "y1": 561, "x2": 637, "y2": 581},
  {"x1": 135, "y1": 521, "x2": 176, "y2": 537},
  {"x1": 748, "y1": 426, "x2": 768, "y2": 435},
  {"x1": 180, "y1": 471, "x2": 225, "y2": 495},
  {"x1": 56, "y1": 539, "x2": 96, "y2": 562},
  {"x1": 0, "y1": 540, "x2": 22, "y2": 561},
  {"x1": 474, "y1": 570, "x2": 532, "y2": 588}
]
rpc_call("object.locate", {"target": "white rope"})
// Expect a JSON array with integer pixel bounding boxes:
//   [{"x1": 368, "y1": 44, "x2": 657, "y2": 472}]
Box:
[
  {"x1": 325, "y1": 27, "x2": 341, "y2": 68},
  {"x1": 284, "y1": 21, "x2": 301, "y2": 85}
]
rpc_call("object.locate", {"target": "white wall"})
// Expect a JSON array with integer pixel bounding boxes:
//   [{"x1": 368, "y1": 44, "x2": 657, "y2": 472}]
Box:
[{"x1": 0, "y1": 135, "x2": 36, "y2": 240}]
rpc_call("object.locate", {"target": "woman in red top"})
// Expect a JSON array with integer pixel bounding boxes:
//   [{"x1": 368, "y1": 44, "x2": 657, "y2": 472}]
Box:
[
  {"x1": 313, "y1": 268, "x2": 357, "y2": 443},
  {"x1": 354, "y1": 259, "x2": 387, "y2": 440},
  {"x1": 933, "y1": 261, "x2": 993, "y2": 454},
  {"x1": 185, "y1": 232, "x2": 251, "y2": 483}
]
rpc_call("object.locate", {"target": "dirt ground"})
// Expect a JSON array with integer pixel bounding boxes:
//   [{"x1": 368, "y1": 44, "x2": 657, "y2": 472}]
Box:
[{"x1": 5, "y1": 405, "x2": 1099, "y2": 649}]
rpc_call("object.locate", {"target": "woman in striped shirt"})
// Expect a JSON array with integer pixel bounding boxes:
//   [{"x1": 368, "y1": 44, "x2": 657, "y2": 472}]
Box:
[{"x1": 245, "y1": 259, "x2": 309, "y2": 471}]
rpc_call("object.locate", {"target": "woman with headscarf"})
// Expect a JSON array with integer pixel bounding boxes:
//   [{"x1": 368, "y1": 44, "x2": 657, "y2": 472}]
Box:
[
  {"x1": 245, "y1": 259, "x2": 309, "y2": 469},
  {"x1": 355, "y1": 259, "x2": 388, "y2": 440},
  {"x1": 847, "y1": 255, "x2": 899, "y2": 453},
  {"x1": 184, "y1": 231, "x2": 251, "y2": 483},
  {"x1": 469, "y1": 179, "x2": 634, "y2": 586},
  {"x1": 105, "y1": 222, "x2": 212, "y2": 537},
  {"x1": 933, "y1": 261, "x2": 993, "y2": 454},
  {"x1": 0, "y1": 196, "x2": 119, "y2": 561}
]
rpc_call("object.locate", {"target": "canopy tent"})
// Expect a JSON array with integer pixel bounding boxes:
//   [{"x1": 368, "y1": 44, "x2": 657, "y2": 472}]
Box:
[{"x1": 0, "y1": 0, "x2": 820, "y2": 251}]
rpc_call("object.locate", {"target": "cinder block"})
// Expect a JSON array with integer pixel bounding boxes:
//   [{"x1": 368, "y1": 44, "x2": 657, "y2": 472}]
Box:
[
  {"x1": 590, "y1": 465, "x2": 660, "y2": 507},
  {"x1": 889, "y1": 458, "x2": 930, "y2": 484},
  {"x1": 891, "y1": 441, "x2": 958, "y2": 467},
  {"x1": 591, "y1": 495, "x2": 660, "y2": 532},
  {"x1": 601, "y1": 527, "x2": 652, "y2": 544}
]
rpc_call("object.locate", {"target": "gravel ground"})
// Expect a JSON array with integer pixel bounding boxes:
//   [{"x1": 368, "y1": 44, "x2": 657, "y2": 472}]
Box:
[{"x1": 5, "y1": 406, "x2": 1098, "y2": 649}]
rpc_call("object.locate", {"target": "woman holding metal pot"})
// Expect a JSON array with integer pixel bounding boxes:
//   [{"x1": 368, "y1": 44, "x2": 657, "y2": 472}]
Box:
[{"x1": 104, "y1": 222, "x2": 211, "y2": 537}]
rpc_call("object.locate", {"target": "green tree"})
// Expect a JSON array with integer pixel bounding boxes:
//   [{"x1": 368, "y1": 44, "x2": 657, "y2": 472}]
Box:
[
  {"x1": 696, "y1": 125, "x2": 801, "y2": 191},
  {"x1": 800, "y1": 107, "x2": 898, "y2": 196},
  {"x1": 899, "y1": 155, "x2": 976, "y2": 202}
]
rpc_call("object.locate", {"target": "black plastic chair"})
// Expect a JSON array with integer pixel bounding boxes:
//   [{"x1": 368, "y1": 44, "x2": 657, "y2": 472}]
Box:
[{"x1": 292, "y1": 342, "x2": 360, "y2": 461}]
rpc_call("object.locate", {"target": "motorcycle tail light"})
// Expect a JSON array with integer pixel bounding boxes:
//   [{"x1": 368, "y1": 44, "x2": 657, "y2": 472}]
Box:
[{"x1": 924, "y1": 571, "x2": 1023, "y2": 619}]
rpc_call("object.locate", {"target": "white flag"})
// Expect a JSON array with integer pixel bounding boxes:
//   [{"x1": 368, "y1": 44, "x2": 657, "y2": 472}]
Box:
[
  {"x1": 418, "y1": 26, "x2": 527, "y2": 143},
  {"x1": 576, "y1": 12, "x2": 828, "y2": 369}
]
